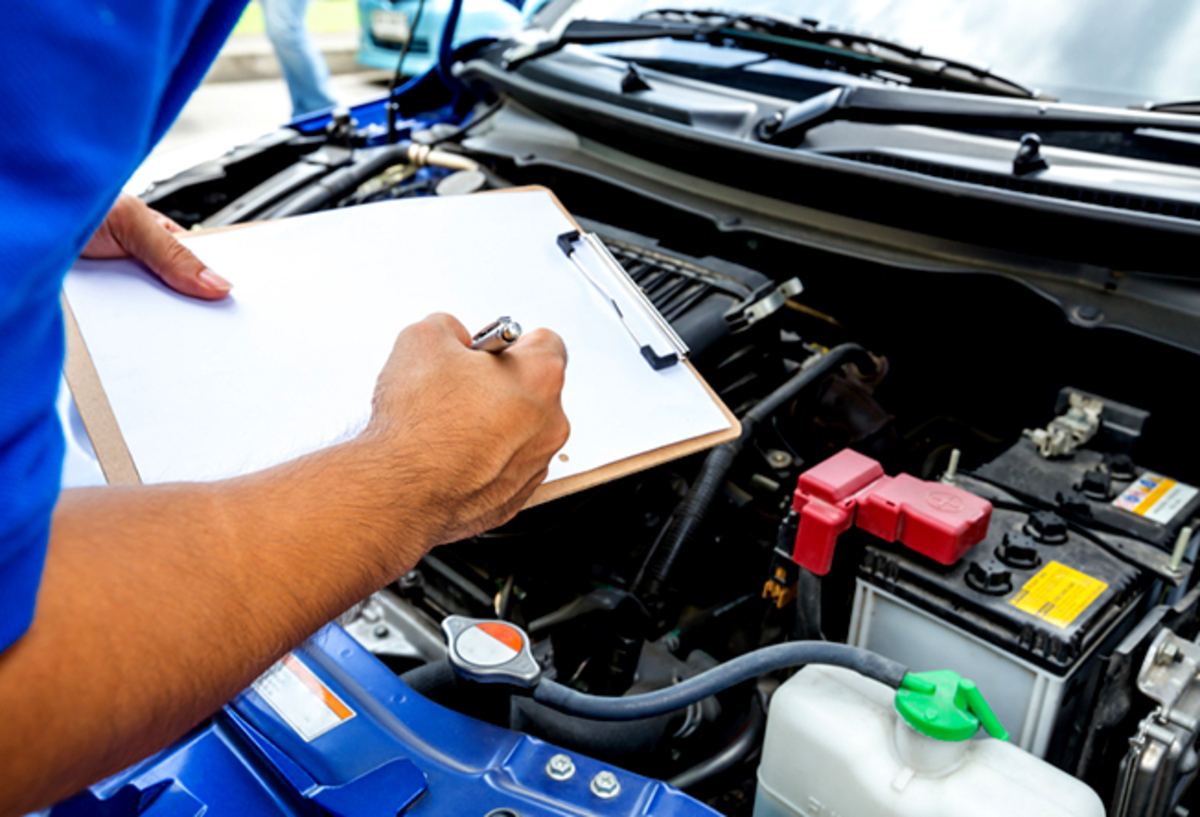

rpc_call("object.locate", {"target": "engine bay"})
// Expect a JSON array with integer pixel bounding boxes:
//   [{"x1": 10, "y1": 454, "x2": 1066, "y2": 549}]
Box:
[{"x1": 123, "y1": 96, "x2": 1200, "y2": 817}]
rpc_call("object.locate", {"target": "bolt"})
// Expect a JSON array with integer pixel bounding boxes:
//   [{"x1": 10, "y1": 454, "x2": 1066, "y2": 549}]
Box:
[
  {"x1": 545, "y1": 754, "x2": 575, "y2": 781},
  {"x1": 591, "y1": 771, "x2": 621, "y2": 799},
  {"x1": 1156, "y1": 640, "x2": 1182, "y2": 666},
  {"x1": 766, "y1": 449, "x2": 793, "y2": 470},
  {"x1": 373, "y1": 624, "x2": 389, "y2": 638},
  {"x1": 941, "y1": 448, "x2": 961, "y2": 486}
]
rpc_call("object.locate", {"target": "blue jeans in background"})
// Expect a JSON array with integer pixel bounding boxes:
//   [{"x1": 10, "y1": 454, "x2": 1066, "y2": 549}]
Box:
[{"x1": 262, "y1": 0, "x2": 338, "y2": 118}]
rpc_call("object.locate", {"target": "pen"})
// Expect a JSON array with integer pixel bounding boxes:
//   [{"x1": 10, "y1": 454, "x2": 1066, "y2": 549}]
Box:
[{"x1": 470, "y1": 316, "x2": 522, "y2": 353}]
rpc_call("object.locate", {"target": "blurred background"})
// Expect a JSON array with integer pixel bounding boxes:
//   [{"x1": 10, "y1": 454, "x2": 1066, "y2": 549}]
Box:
[{"x1": 127, "y1": 0, "x2": 391, "y2": 194}]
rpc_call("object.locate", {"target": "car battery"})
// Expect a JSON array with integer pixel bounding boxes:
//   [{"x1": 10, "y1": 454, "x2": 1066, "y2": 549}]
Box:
[
  {"x1": 847, "y1": 504, "x2": 1152, "y2": 770},
  {"x1": 973, "y1": 389, "x2": 1199, "y2": 552}
]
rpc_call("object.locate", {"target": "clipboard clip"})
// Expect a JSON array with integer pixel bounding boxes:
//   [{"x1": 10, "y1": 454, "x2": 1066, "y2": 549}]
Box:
[{"x1": 557, "y1": 230, "x2": 689, "y2": 371}]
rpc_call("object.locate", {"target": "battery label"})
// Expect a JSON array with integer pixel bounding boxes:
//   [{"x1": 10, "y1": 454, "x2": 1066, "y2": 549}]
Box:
[
  {"x1": 1113, "y1": 473, "x2": 1198, "y2": 525},
  {"x1": 1009, "y1": 561, "x2": 1108, "y2": 629},
  {"x1": 251, "y1": 653, "x2": 355, "y2": 741}
]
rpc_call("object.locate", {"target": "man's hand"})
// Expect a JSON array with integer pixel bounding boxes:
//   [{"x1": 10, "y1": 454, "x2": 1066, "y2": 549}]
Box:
[
  {"x1": 82, "y1": 193, "x2": 232, "y2": 299},
  {"x1": 0, "y1": 313, "x2": 568, "y2": 815},
  {"x1": 364, "y1": 313, "x2": 570, "y2": 550}
]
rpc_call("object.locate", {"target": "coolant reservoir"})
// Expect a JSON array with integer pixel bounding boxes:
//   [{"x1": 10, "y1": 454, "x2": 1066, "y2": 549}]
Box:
[{"x1": 753, "y1": 666, "x2": 1104, "y2": 817}]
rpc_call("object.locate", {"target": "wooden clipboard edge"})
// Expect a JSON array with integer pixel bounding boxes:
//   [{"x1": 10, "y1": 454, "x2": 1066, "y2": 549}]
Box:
[
  {"x1": 60, "y1": 184, "x2": 741, "y2": 503},
  {"x1": 61, "y1": 292, "x2": 142, "y2": 485},
  {"x1": 527, "y1": 360, "x2": 740, "y2": 507}
]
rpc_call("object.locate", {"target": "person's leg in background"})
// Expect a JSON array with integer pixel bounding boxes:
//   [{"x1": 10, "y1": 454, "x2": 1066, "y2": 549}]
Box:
[{"x1": 262, "y1": 0, "x2": 338, "y2": 117}]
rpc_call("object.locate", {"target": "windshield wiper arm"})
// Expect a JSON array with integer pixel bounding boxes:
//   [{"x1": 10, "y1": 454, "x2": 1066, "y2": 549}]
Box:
[
  {"x1": 640, "y1": 9, "x2": 1040, "y2": 99},
  {"x1": 502, "y1": 18, "x2": 720, "y2": 67},
  {"x1": 758, "y1": 84, "x2": 1200, "y2": 146},
  {"x1": 503, "y1": 14, "x2": 1035, "y2": 101},
  {"x1": 1142, "y1": 100, "x2": 1200, "y2": 116}
]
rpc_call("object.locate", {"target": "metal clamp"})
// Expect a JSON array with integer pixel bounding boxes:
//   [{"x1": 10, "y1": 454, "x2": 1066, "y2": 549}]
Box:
[
  {"x1": 557, "y1": 230, "x2": 689, "y2": 371},
  {"x1": 726, "y1": 277, "x2": 803, "y2": 332}
]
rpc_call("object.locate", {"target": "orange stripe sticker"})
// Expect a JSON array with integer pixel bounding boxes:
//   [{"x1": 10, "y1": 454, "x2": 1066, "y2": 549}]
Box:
[
  {"x1": 282, "y1": 654, "x2": 355, "y2": 720},
  {"x1": 477, "y1": 621, "x2": 524, "y2": 653},
  {"x1": 252, "y1": 653, "x2": 356, "y2": 741}
]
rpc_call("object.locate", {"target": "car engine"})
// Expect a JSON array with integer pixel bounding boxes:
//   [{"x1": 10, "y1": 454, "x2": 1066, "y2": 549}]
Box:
[{"x1": 103, "y1": 93, "x2": 1200, "y2": 817}]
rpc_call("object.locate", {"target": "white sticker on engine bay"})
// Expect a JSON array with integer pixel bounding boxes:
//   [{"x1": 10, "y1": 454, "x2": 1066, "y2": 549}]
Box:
[
  {"x1": 251, "y1": 653, "x2": 355, "y2": 741},
  {"x1": 1113, "y1": 473, "x2": 1198, "y2": 525}
]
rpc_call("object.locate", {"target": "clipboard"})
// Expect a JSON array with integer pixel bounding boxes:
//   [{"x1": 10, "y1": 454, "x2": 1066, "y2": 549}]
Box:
[{"x1": 62, "y1": 186, "x2": 740, "y2": 507}]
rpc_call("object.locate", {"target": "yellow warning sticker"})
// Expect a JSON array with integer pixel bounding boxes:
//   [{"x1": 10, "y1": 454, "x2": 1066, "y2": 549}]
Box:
[{"x1": 1009, "y1": 561, "x2": 1108, "y2": 629}]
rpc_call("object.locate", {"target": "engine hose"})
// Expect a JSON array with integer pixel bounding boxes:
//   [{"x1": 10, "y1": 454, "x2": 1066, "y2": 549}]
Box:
[
  {"x1": 269, "y1": 143, "x2": 414, "y2": 218},
  {"x1": 531, "y1": 641, "x2": 907, "y2": 721},
  {"x1": 667, "y1": 695, "x2": 765, "y2": 790},
  {"x1": 400, "y1": 658, "x2": 459, "y2": 697},
  {"x1": 631, "y1": 344, "x2": 874, "y2": 601}
]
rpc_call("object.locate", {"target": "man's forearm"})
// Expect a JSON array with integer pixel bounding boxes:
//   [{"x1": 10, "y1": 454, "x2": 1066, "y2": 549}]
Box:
[{"x1": 0, "y1": 438, "x2": 429, "y2": 815}]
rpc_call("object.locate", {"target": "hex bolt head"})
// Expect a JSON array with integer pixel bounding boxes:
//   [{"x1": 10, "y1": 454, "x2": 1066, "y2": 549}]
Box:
[
  {"x1": 591, "y1": 771, "x2": 621, "y2": 799},
  {"x1": 545, "y1": 754, "x2": 575, "y2": 781},
  {"x1": 1156, "y1": 640, "x2": 1182, "y2": 666},
  {"x1": 765, "y1": 449, "x2": 793, "y2": 470}
]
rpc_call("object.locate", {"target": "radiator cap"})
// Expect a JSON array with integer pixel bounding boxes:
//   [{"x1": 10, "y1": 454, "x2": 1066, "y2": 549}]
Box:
[{"x1": 442, "y1": 616, "x2": 541, "y2": 687}]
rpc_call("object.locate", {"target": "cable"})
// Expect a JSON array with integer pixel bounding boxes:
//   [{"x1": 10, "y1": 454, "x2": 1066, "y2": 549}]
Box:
[
  {"x1": 667, "y1": 696, "x2": 766, "y2": 790},
  {"x1": 435, "y1": 0, "x2": 468, "y2": 97},
  {"x1": 268, "y1": 143, "x2": 413, "y2": 217},
  {"x1": 386, "y1": 0, "x2": 428, "y2": 144},
  {"x1": 630, "y1": 344, "x2": 875, "y2": 602},
  {"x1": 426, "y1": 99, "x2": 504, "y2": 147},
  {"x1": 531, "y1": 641, "x2": 907, "y2": 721}
]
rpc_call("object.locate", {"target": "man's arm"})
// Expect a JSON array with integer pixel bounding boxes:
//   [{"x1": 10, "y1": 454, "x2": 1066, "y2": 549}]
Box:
[{"x1": 0, "y1": 313, "x2": 569, "y2": 816}]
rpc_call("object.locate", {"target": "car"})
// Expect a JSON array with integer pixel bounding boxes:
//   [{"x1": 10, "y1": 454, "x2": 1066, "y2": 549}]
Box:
[
  {"x1": 59, "y1": 1, "x2": 1200, "y2": 815},
  {"x1": 356, "y1": 0, "x2": 539, "y2": 74}
]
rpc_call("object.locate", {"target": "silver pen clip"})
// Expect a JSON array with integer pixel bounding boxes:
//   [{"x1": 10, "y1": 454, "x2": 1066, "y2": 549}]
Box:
[{"x1": 471, "y1": 316, "x2": 523, "y2": 353}]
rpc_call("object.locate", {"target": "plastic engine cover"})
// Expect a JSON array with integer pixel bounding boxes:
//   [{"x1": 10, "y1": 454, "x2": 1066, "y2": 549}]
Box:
[{"x1": 53, "y1": 625, "x2": 718, "y2": 817}]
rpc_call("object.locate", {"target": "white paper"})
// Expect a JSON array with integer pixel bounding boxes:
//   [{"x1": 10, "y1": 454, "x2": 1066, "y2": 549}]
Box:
[{"x1": 64, "y1": 190, "x2": 731, "y2": 487}]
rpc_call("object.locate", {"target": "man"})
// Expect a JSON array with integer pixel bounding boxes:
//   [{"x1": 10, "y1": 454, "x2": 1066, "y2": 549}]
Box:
[
  {"x1": 262, "y1": 0, "x2": 339, "y2": 118},
  {"x1": 0, "y1": 4, "x2": 569, "y2": 814}
]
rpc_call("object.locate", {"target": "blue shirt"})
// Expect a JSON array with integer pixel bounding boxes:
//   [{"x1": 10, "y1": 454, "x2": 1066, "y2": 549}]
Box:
[{"x1": 0, "y1": 1, "x2": 247, "y2": 653}]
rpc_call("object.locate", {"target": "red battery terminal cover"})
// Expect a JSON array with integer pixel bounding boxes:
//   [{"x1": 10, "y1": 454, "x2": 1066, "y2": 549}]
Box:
[{"x1": 791, "y1": 449, "x2": 992, "y2": 575}]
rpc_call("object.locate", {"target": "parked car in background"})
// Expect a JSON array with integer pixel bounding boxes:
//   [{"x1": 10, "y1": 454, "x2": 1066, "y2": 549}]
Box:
[{"x1": 356, "y1": 0, "x2": 539, "y2": 73}]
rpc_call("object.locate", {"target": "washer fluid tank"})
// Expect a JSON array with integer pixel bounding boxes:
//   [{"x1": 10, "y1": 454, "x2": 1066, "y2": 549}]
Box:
[{"x1": 753, "y1": 665, "x2": 1105, "y2": 817}]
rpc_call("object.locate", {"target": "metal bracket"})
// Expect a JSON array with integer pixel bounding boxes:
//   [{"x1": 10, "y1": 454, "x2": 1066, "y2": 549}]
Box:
[{"x1": 726, "y1": 277, "x2": 803, "y2": 332}]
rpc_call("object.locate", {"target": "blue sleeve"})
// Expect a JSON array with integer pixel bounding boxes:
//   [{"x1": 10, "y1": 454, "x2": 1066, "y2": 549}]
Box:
[{"x1": 0, "y1": 0, "x2": 246, "y2": 653}]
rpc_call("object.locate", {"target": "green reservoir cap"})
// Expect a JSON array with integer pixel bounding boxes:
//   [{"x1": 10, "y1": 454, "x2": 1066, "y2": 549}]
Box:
[{"x1": 894, "y1": 670, "x2": 1009, "y2": 742}]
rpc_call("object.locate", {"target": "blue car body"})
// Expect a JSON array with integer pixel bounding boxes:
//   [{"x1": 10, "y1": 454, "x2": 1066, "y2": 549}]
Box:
[{"x1": 53, "y1": 624, "x2": 719, "y2": 817}]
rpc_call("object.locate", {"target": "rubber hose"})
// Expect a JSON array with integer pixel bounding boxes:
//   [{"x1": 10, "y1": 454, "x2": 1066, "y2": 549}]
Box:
[
  {"x1": 532, "y1": 641, "x2": 906, "y2": 721},
  {"x1": 400, "y1": 659, "x2": 458, "y2": 697},
  {"x1": 667, "y1": 696, "x2": 766, "y2": 790},
  {"x1": 631, "y1": 344, "x2": 873, "y2": 600},
  {"x1": 270, "y1": 143, "x2": 413, "y2": 217}
]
